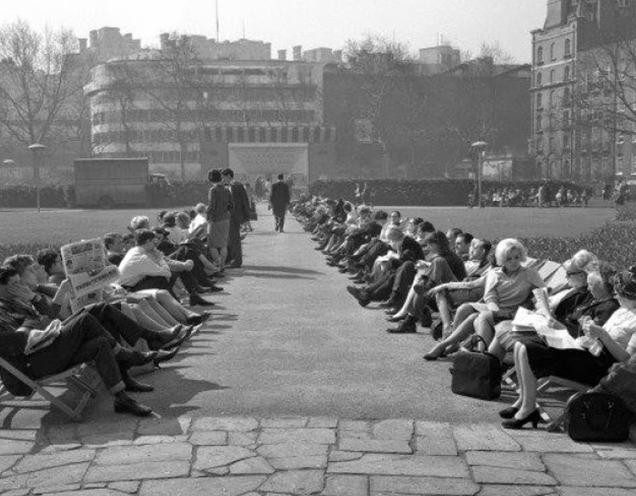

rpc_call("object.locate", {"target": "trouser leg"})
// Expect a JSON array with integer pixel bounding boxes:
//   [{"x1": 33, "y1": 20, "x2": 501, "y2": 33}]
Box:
[{"x1": 88, "y1": 303, "x2": 160, "y2": 346}]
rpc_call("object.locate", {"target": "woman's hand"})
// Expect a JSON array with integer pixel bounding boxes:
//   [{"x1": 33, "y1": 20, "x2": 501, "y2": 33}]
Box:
[{"x1": 581, "y1": 318, "x2": 606, "y2": 340}]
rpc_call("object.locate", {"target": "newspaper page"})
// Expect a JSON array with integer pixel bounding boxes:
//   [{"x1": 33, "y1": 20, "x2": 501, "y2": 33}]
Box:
[
  {"x1": 60, "y1": 238, "x2": 119, "y2": 312},
  {"x1": 532, "y1": 287, "x2": 551, "y2": 319},
  {"x1": 512, "y1": 307, "x2": 584, "y2": 350}
]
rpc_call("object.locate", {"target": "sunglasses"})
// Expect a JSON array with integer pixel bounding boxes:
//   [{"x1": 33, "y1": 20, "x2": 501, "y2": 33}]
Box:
[{"x1": 566, "y1": 270, "x2": 585, "y2": 277}]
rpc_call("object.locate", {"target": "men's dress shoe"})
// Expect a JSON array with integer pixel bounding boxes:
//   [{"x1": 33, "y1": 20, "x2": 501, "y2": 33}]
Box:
[
  {"x1": 114, "y1": 393, "x2": 153, "y2": 417},
  {"x1": 153, "y1": 347, "x2": 180, "y2": 368},
  {"x1": 378, "y1": 300, "x2": 397, "y2": 309},
  {"x1": 117, "y1": 349, "x2": 158, "y2": 367},
  {"x1": 338, "y1": 266, "x2": 349, "y2": 273},
  {"x1": 187, "y1": 312, "x2": 212, "y2": 326},
  {"x1": 190, "y1": 294, "x2": 214, "y2": 307},
  {"x1": 387, "y1": 315, "x2": 417, "y2": 334},
  {"x1": 196, "y1": 285, "x2": 212, "y2": 293},
  {"x1": 207, "y1": 285, "x2": 224, "y2": 293},
  {"x1": 386, "y1": 314, "x2": 406, "y2": 323},
  {"x1": 346, "y1": 286, "x2": 370, "y2": 307},
  {"x1": 124, "y1": 377, "x2": 155, "y2": 393}
]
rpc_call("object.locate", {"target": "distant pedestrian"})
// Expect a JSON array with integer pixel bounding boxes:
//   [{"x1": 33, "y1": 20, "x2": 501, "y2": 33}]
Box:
[{"x1": 269, "y1": 173, "x2": 291, "y2": 233}]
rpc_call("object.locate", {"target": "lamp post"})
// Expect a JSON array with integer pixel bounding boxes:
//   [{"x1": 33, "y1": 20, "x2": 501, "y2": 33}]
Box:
[
  {"x1": 470, "y1": 141, "x2": 488, "y2": 208},
  {"x1": 1, "y1": 160, "x2": 15, "y2": 211},
  {"x1": 28, "y1": 143, "x2": 46, "y2": 213}
]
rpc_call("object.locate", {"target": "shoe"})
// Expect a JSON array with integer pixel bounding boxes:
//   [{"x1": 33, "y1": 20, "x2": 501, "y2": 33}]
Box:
[
  {"x1": 226, "y1": 263, "x2": 242, "y2": 269},
  {"x1": 499, "y1": 406, "x2": 520, "y2": 419},
  {"x1": 124, "y1": 376, "x2": 155, "y2": 393},
  {"x1": 114, "y1": 393, "x2": 153, "y2": 417},
  {"x1": 162, "y1": 325, "x2": 194, "y2": 350},
  {"x1": 208, "y1": 285, "x2": 224, "y2": 293},
  {"x1": 378, "y1": 300, "x2": 397, "y2": 309},
  {"x1": 501, "y1": 409, "x2": 544, "y2": 430},
  {"x1": 346, "y1": 286, "x2": 370, "y2": 307},
  {"x1": 386, "y1": 314, "x2": 406, "y2": 323},
  {"x1": 117, "y1": 349, "x2": 158, "y2": 367},
  {"x1": 431, "y1": 322, "x2": 443, "y2": 341},
  {"x1": 153, "y1": 347, "x2": 180, "y2": 368},
  {"x1": 187, "y1": 311, "x2": 212, "y2": 326},
  {"x1": 423, "y1": 344, "x2": 447, "y2": 361},
  {"x1": 419, "y1": 306, "x2": 433, "y2": 328},
  {"x1": 189, "y1": 294, "x2": 214, "y2": 307},
  {"x1": 338, "y1": 266, "x2": 349, "y2": 274},
  {"x1": 387, "y1": 315, "x2": 417, "y2": 333}
]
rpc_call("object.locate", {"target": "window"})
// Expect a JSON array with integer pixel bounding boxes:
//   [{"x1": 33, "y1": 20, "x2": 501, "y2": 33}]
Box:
[
  {"x1": 564, "y1": 65, "x2": 570, "y2": 80},
  {"x1": 537, "y1": 46, "x2": 544, "y2": 64},
  {"x1": 563, "y1": 87, "x2": 571, "y2": 105},
  {"x1": 564, "y1": 39, "x2": 571, "y2": 58},
  {"x1": 618, "y1": 0, "x2": 629, "y2": 7},
  {"x1": 563, "y1": 133, "x2": 571, "y2": 148},
  {"x1": 549, "y1": 135, "x2": 555, "y2": 151},
  {"x1": 536, "y1": 93, "x2": 543, "y2": 108},
  {"x1": 550, "y1": 43, "x2": 556, "y2": 60},
  {"x1": 550, "y1": 70, "x2": 555, "y2": 83},
  {"x1": 536, "y1": 114, "x2": 543, "y2": 131},
  {"x1": 549, "y1": 91, "x2": 555, "y2": 107},
  {"x1": 536, "y1": 72, "x2": 543, "y2": 85},
  {"x1": 563, "y1": 111, "x2": 571, "y2": 127}
]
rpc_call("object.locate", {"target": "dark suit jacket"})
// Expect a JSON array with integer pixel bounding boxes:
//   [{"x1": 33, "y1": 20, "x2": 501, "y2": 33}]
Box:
[
  {"x1": 229, "y1": 181, "x2": 251, "y2": 224},
  {"x1": 270, "y1": 181, "x2": 290, "y2": 212},
  {"x1": 0, "y1": 299, "x2": 38, "y2": 395}
]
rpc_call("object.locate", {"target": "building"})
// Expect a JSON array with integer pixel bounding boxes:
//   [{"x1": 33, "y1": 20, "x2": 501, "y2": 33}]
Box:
[
  {"x1": 530, "y1": 0, "x2": 636, "y2": 182},
  {"x1": 159, "y1": 34, "x2": 271, "y2": 61},
  {"x1": 416, "y1": 45, "x2": 461, "y2": 75},
  {"x1": 84, "y1": 42, "x2": 335, "y2": 183}
]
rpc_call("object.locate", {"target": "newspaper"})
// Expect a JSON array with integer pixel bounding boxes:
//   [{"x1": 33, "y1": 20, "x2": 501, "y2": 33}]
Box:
[
  {"x1": 511, "y1": 307, "x2": 584, "y2": 350},
  {"x1": 60, "y1": 238, "x2": 119, "y2": 313}
]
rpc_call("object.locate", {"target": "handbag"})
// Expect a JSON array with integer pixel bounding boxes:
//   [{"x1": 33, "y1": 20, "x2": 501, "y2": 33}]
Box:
[
  {"x1": 450, "y1": 335, "x2": 502, "y2": 400},
  {"x1": 564, "y1": 391, "x2": 630, "y2": 442}
]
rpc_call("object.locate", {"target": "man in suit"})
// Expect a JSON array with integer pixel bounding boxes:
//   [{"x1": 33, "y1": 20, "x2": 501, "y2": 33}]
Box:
[
  {"x1": 269, "y1": 173, "x2": 291, "y2": 233},
  {"x1": 222, "y1": 168, "x2": 251, "y2": 268}
]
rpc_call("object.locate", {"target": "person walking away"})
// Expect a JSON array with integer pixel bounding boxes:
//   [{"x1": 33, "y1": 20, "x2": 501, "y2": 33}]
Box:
[
  {"x1": 222, "y1": 168, "x2": 250, "y2": 268},
  {"x1": 207, "y1": 169, "x2": 234, "y2": 273},
  {"x1": 269, "y1": 173, "x2": 291, "y2": 233}
]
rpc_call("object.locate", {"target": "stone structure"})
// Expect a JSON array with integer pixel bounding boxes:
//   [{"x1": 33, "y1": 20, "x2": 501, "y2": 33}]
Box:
[
  {"x1": 417, "y1": 45, "x2": 462, "y2": 75},
  {"x1": 159, "y1": 34, "x2": 271, "y2": 61},
  {"x1": 530, "y1": 0, "x2": 636, "y2": 181},
  {"x1": 84, "y1": 27, "x2": 142, "y2": 64},
  {"x1": 85, "y1": 46, "x2": 334, "y2": 181}
]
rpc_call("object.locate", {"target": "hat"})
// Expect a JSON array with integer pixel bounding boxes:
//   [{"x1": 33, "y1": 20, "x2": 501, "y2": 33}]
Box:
[{"x1": 613, "y1": 266, "x2": 636, "y2": 300}]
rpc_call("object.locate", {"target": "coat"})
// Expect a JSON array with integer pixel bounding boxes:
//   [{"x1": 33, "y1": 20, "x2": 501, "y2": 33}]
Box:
[{"x1": 269, "y1": 181, "x2": 290, "y2": 213}]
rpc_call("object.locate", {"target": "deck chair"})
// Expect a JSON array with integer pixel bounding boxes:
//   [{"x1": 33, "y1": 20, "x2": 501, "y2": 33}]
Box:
[
  {"x1": 537, "y1": 260, "x2": 562, "y2": 282},
  {"x1": 536, "y1": 375, "x2": 590, "y2": 432},
  {"x1": 545, "y1": 266, "x2": 568, "y2": 291},
  {"x1": 0, "y1": 358, "x2": 98, "y2": 421}
]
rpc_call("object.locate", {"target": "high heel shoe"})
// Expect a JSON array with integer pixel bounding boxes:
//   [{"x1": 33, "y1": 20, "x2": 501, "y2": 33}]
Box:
[
  {"x1": 385, "y1": 314, "x2": 406, "y2": 323},
  {"x1": 501, "y1": 409, "x2": 544, "y2": 430},
  {"x1": 498, "y1": 406, "x2": 520, "y2": 419},
  {"x1": 423, "y1": 345, "x2": 446, "y2": 361}
]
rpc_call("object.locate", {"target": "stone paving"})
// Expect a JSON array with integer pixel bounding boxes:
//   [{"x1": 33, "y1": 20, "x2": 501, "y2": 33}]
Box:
[{"x1": 1, "y1": 416, "x2": 636, "y2": 495}]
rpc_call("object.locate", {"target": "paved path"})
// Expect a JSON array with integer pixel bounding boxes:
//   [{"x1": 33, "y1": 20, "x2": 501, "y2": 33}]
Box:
[{"x1": 0, "y1": 204, "x2": 635, "y2": 494}]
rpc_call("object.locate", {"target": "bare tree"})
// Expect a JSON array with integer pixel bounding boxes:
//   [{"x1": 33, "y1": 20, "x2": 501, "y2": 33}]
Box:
[
  {"x1": 143, "y1": 32, "x2": 205, "y2": 180},
  {"x1": 479, "y1": 41, "x2": 516, "y2": 65},
  {"x1": 344, "y1": 34, "x2": 417, "y2": 178},
  {"x1": 0, "y1": 20, "x2": 83, "y2": 152}
]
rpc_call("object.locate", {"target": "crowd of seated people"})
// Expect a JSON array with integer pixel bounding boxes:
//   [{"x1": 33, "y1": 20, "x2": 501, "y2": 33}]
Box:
[
  {"x1": 0, "y1": 197, "x2": 249, "y2": 418},
  {"x1": 293, "y1": 195, "x2": 636, "y2": 431}
]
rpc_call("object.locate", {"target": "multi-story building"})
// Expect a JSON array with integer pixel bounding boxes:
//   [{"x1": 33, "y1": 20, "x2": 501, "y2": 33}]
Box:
[
  {"x1": 530, "y1": 0, "x2": 636, "y2": 182},
  {"x1": 84, "y1": 43, "x2": 335, "y2": 183}
]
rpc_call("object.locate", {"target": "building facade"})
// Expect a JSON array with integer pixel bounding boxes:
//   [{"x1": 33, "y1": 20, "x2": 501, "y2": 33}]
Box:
[
  {"x1": 84, "y1": 51, "x2": 335, "y2": 183},
  {"x1": 530, "y1": 0, "x2": 636, "y2": 181}
]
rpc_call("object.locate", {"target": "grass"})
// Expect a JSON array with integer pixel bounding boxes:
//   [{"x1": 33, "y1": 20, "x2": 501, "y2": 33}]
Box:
[{"x1": 1, "y1": 204, "x2": 633, "y2": 269}]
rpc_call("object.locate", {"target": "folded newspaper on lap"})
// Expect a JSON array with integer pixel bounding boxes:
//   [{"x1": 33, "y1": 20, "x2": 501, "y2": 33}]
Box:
[
  {"x1": 25, "y1": 319, "x2": 62, "y2": 355},
  {"x1": 511, "y1": 307, "x2": 584, "y2": 350}
]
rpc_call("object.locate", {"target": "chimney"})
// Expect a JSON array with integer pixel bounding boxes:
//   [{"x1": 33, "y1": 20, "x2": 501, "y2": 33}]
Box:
[
  {"x1": 123, "y1": 33, "x2": 133, "y2": 41},
  {"x1": 293, "y1": 45, "x2": 302, "y2": 61},
  {"x1": 78, "y1": 38, "x2": 87, "y2": 52},
  {"x1": 333, "y1": 50, "x2": 342, "y2": 62},
  {"x1": 89, "y1": 30, "x2": 98, "y2": 48},
  {"x1": 159, "y1": 33, "x2": 170, "y2": 50},
  {"x1": 278, "y1": 49, "x2": 287, "y2": 61}
]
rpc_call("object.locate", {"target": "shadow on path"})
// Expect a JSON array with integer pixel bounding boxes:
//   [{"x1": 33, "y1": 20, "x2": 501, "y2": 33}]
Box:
[{"x1": 243, "y1": 265, "x2": 322, "y2": 276}]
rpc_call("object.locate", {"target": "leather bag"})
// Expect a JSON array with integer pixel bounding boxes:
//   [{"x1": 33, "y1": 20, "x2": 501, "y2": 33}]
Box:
[
  {"x1": 450, "y1": 336, "x2": 502, "y2": 400},
  {"x1": 564, "y1": 391, "x2": 630, "y2": 442}
]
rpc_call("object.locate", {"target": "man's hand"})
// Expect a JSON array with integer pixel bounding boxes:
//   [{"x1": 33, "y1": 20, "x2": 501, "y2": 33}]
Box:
[{"x1": 184, "y1": 260, "x2": 194, "y2": 271}]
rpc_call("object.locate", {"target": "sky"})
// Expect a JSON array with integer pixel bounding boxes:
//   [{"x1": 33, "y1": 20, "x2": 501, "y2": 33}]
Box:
[{"x1": 4, "y1": 0, "x2": 547, "y2": 63}]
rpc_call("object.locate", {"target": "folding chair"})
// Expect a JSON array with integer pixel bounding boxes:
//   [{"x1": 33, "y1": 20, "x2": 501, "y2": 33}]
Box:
[
  {"x1": 536, "y1": 260, "x2": 562, "y2": 282},
  {"x1": 0, "y1": 358, "x2": 98, "y2": 421},
  {"x1": 545, "y1": 266, "x2": 568, "y2": 291},
  {"x1": 535, "y1": 375, "x2": 590, "y2": 432}
]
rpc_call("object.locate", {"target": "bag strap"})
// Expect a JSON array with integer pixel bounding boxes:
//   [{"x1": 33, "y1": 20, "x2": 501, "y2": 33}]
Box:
[{"x1": 460, "y1": 334, "x2": 489, "y2": 352}]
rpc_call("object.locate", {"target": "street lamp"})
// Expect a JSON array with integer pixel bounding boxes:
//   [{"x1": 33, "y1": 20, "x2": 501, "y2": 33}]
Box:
[
  {"x1": 1, "y1": 160, "x2": 15, "y2": 211},
  {"x1": 470, "y1": 141, "x2": 488, "y2": 209},
  {"x1": 28, "y1": 143, "x2": 46, "y2": 213}
]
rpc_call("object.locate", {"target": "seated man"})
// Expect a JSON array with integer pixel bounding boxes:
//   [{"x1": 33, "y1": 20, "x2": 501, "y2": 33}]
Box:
[
  {"x1": 104, "y1": 233, "x2": 126, "y2": 266},
  {"x1": 454, "y1": 233, "x2": 473, "y2": 262},
  {"x1": 36, "y1": 249, "x2": 66, "y2": 286},
  {"x1": 0, "y1": 267, "x2": 154, "y2": 416},
  {"x1": 119, "y1": 229, "x2": 212, "y2": 306}
]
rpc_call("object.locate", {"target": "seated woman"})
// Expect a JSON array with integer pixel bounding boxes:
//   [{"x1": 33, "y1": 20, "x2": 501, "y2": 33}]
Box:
[
  {"x1": 423, "y1": 238, "x2": 545, "y2": 359},
  {"x1": 427, "y1": 238, "x2": 493, "y2": 339},
  {"x1": 500, "y1": 265, "x2": 636, "y2": 429},
  {"x1": 487, "y1": 250, "x2": 599, "y2": 362},
  {"x1": 489, "y1": 262, "x2": 619, "y2": 362},
  {"x1": 385, "y1": 230, "x2": 466, "y2": 334}
]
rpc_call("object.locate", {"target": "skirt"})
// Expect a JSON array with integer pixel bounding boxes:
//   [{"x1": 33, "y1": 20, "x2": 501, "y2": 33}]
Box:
[{"x1": 208, "y1": 219, "x2": 230, "y2": 249}]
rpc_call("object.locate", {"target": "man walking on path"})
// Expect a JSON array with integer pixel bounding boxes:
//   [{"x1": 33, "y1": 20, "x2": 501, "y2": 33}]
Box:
[
  {"x1": 222, "y1": 168, "x2": 251, "y2": 268},
  {"x1": 269, "y1": 173, "x2": 291, "y2": 233}
]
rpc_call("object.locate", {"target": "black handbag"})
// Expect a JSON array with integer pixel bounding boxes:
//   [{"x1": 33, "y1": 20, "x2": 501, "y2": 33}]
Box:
[
  {"x1": 563, "y1": 392, "x2": 630, "y2": 442},
  {"x1": 450, "y1": 336, "x2": 502, "y2": 400}
]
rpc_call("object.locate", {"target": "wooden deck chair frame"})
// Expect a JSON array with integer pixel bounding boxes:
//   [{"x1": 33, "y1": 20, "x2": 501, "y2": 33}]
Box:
[
  {"x1": 0, "y1": 358, "x2": 98, "y2": 421},
  {"x1": 535, "y1": 375, "x2": 590, "y2": 432}
]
